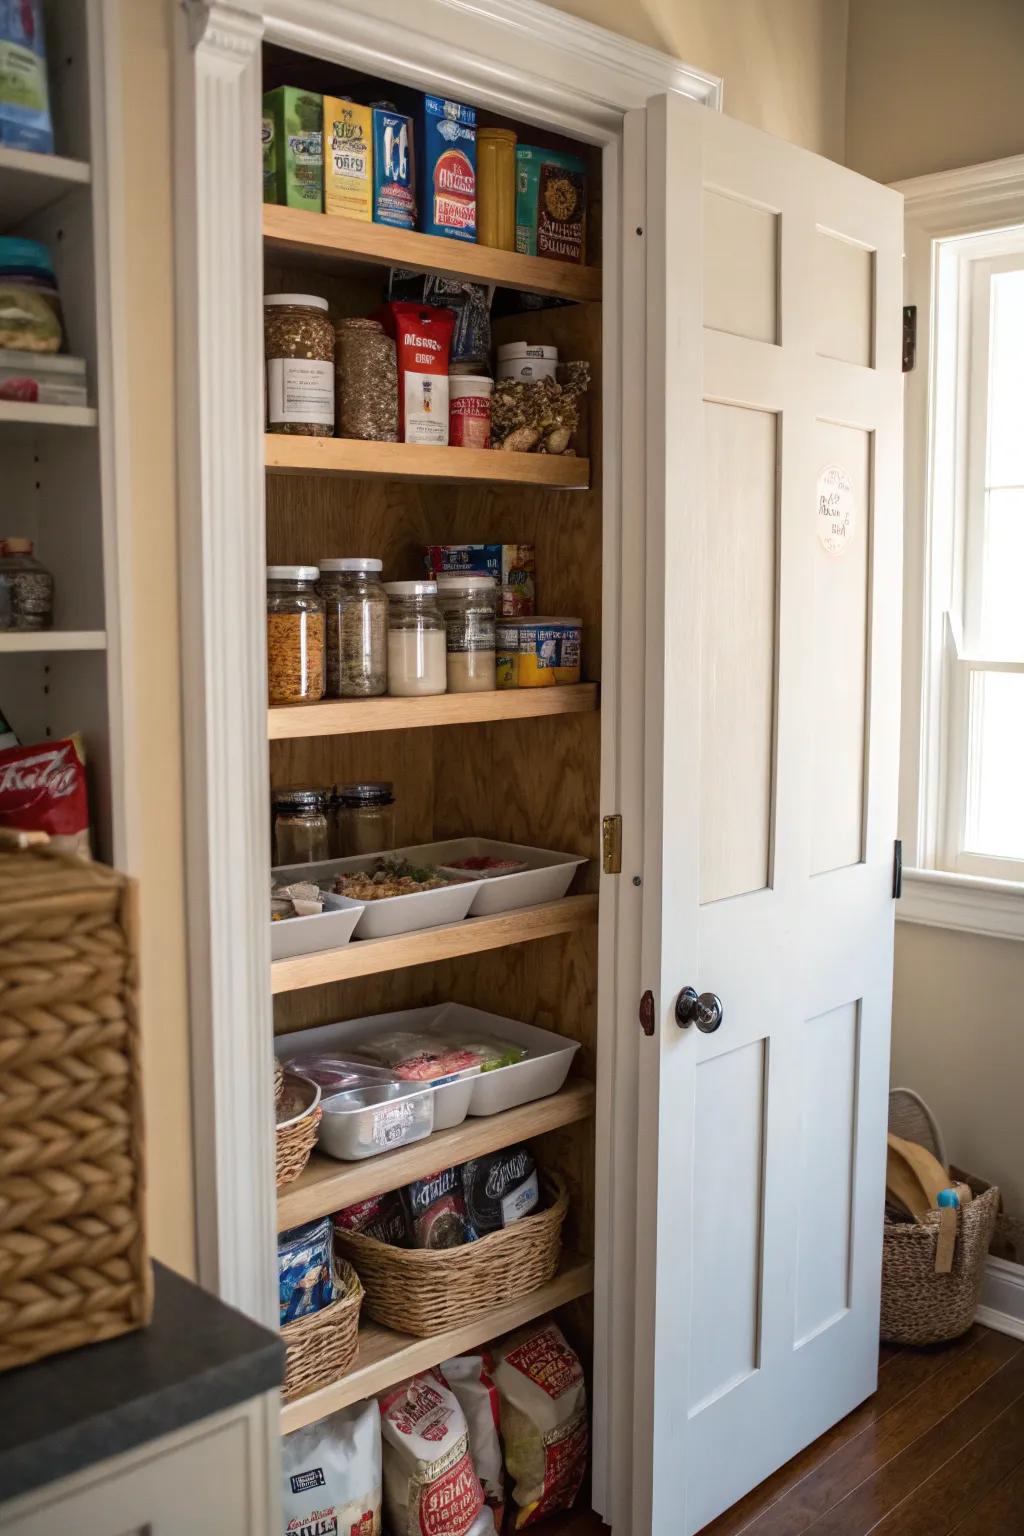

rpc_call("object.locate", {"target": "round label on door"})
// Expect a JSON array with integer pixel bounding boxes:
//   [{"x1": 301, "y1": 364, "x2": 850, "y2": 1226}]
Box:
[{"x1": 817, "y1": 464, "x2": 855, "y2": 555}]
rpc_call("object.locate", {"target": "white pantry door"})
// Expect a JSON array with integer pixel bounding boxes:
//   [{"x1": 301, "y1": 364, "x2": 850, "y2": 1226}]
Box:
[{"x1": 628, "y1": 94, "x2": 904, "y2": 1533}]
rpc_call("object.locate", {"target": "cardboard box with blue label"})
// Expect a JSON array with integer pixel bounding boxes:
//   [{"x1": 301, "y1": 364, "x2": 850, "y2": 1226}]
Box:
[
  {"x1": 372, "y1": 106, "x2": 416, "y2": 228},
  {"x1": 418, "y1": 96, "x2": 477, "y2": 242}
]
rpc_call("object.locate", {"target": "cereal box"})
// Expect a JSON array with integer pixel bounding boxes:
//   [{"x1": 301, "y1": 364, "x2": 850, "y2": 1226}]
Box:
[
  {"x1": 261, "y1": 109, "x2": 277, "y2": 203},
  {"x1": 515, "y1": 144, "x2": 587, "y2": 264},
  {"x1": 263, "y1": 87, "x2": 322, "y2": 211},
  {"x1": 372, "y1": 106, "x2": 416, "y2": 229},
  {"x1": 424, "y1": 544, "x2": 536, "y2": 617},
  {"x1": 418, "y1": 95, "x2": 476, "y2": 242},
  {"x1": 324, "y1": 97, "x2": 373, "y2": 220}
]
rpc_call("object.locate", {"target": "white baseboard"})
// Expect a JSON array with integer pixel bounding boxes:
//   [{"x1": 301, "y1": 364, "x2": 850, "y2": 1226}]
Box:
[{"x1": 976, "y1": 1256, "x2": 1024, "y2": 1340}]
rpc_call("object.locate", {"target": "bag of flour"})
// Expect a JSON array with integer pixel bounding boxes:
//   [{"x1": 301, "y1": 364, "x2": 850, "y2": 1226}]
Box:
[
  {"x1": 492, "y1": 1320, "x2": 588, "y2": 1528},
  {"x1": 441, "y1": 1353, "x2": 504, "y2": 1530},
  {"x1": 379, "y1": 1369, "x2": 485, "y2": 1535},
  {"x1": 281, "y1": 1400, "x2": 381, "y2": 1536}
]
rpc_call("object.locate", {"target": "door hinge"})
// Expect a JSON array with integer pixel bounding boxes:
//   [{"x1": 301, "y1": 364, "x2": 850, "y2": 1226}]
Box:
[
  {"x1": 893, "y1": 838, "x2": 903, "y2": 899},
  {"x1": 903, "y1": 306, "x2": 917, "y2": 373},
  {"x1": 602, "y1": 814, "x2": 622, "y2": 875}
]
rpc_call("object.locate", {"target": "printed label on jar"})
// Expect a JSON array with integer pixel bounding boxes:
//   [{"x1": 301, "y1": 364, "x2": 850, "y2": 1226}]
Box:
[
  {"x1": 449, "y1": 395, "x2": 491, "y2": 449},
  {"x1": 444, "y1": 610, "x2": 495, "y2": 653},
  {"x1": 267, "y1": 357, "x2": 334, "y2": 425}
]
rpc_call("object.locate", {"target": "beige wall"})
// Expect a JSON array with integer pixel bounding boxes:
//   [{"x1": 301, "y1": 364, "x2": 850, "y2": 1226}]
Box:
[
  {"x1": 846, "y1": 0, "x2": 1024, "y2": 183},
  {"x1": 119, "y1": 0, "x2": 195, "y2": 1278}
]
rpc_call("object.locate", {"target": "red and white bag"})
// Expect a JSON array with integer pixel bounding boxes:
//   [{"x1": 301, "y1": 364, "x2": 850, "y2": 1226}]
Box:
[
  {"x1": 377, "y1": 303, "x2": 455, "y2": 446},
  {"x1": 492, "y1": 1321, "x2": 588, "y2": 1528},
  {"x1": 0, "y1": 734, "x2": 91, "y2": 855},
  {"x1": 441, "y1": 1353, "x2": 504, "y2": 1531},
  {"x1": 379, "y1": 1369, "x2": 485, "y2": 1536}
]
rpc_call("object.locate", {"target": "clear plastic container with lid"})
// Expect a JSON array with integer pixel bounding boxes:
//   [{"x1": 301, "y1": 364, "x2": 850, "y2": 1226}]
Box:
[
  {"x1": 330, "y1": 782, "x2": 396, "y2": 857},
  {"x1": 319, "y1": 557, "x2": 388, "y2": 699},
  {"x1": 384, "y1": 580, "x2": 447, "y2": 698},
  {"x1": 0, "y1": 538, "x2": 53, "y2": 630},
  {"x1": 272, "y1": 786, "x2": 330, "y2": 865},
  {"x1": 436, "y1": 572, "x2": 497, "y2": 693},
  {"x1": 266, "y1": 565, "x2": 325, "y2": 705},
  {"x1": 264, "y1": 293, "x2": 335, "y2": 436}
]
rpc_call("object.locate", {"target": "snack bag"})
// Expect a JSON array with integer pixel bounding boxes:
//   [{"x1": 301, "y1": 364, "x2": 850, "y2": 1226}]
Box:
[
  {"x1": 379, "y1": 1369, "x2": 486, "y2": 1536},
  {"x1": 462, "y1": 1146, "x2": 539, "y2": 1235},
  {"x1": 282, "y1": 1400, "x2": 382, "y2": 1536},
  {"x1": 278, "y1": 1216, "x2": 334, "y2": 1325},
  {"x1": 442, "y1": 1354, "x2": 504, "y2": 1531},
  {"x1": 492, "y1": 1321, "x2": 588, "y2": 1528},
  {"x1": 376, "y1": 302, "x2": 455, "y2": 445},
  {"x1": 0, "y1": 734, "x2": 90, "y2": 855},
  {"x1": 401, "y1": 1165, "x2": 477, "y2": 1249},
  {"x1": 334, "y1": 1191, "x2": 408, "y2": 1247},
  {"x1": 358, "y1": 1031, "x2": 483, "y2": 1087}
]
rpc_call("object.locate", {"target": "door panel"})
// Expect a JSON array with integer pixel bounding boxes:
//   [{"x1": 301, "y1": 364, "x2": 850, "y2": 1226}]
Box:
[{"x1": 631, "y1": 91, "x2": 903, "y2": 1535}]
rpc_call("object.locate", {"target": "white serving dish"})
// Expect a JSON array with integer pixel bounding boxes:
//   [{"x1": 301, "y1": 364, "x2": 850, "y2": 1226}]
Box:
[
  {"x1": 270, "y1": 890, "x2": 364, "y2": 961},
  {"x1": 389, "y1": 839, "x2": 588, "y2": 917},
  {"x1": 271, "y1": 855, "x2": 478, "y2": 941},
  {"x1": 317, "y1": 1080, "x2": 434, "y2": 1161}
]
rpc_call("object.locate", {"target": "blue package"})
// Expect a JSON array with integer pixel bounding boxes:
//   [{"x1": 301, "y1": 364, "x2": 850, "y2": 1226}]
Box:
[
  {"x1": 0, "y1": 0, "x2": 54, "y2": 153},
  {"x1": 278, "y1": 1216, "x2": 334, "y2": 1326},
  {"x1": 418, "y1": 95, "x2": 476, "y2": 242},
  {"x1": 372, "y1": 106, "x2": 415, "y2": 229}
]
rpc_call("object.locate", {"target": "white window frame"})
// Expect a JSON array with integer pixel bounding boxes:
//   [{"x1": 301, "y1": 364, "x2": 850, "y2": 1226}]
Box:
[{"x1": 898, "y1": 154, "x2": 1024, "y2": 940}]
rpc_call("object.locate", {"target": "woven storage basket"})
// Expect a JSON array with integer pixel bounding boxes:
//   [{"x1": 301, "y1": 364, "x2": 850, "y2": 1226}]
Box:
[
  {"x1": 334, "y1": 1172, "x2": 568, "y2": 1337},
  {"x1": 881, "y1": 1183, "x2": 1000, "y2": 1345},
  {"x1": 0, "y1": 842, "x2": 151, "y2": 1373},
  {"x1": 281, "y1": 1258, "x2": 362, "y2": 1403},
  {"x1": 276, "y1": 1072, "x2": 321, "y2": 1189}
]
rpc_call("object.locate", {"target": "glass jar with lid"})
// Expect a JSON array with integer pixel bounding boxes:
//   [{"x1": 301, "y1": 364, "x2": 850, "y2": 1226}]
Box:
[
  {"x1": 384, "y1": 580, "x2": 447, "y2": 698},
  {"x1": 335, "y1": 318, "x2": 399, "y2": 442},
  {"x1": 436, "y1": 572, "x2": 497, "y2": 692},
  {"x1": 272, "y1": 786, "x2": 329, "y2": 865},
  {"x1": 266, "y1": 565, "x2": 325, "y2": 705},
  {"x1": 264, "y1": 293, "x2": 335, "y2": 437},
  {"x1": 319, "y1": 557, "x2": 388, "y2": 699},
  {"x1": 330, "y1": 782, "x2": 396, "y2": 857},
  {"x1": 0, "y1": 538, "x2": 54, "y2": 630}
]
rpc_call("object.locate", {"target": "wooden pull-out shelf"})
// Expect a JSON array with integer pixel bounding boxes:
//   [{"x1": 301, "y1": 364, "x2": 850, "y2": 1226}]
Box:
[
  {"x1": 263, "y1": 204, "x2": 601, "y2": 303},
  {"x1": 268, "y1": 683, "x2": 598, "y2": 740},
  {"x1": 277, "y1": 1080, "x2": 595, "y2": 1229},
  {"x1": 279, "y1": 1254, "x2": 594, "y2": 1432},
  {"x1": 265, "y1": 434, "x2": 589, "y2": 489}
]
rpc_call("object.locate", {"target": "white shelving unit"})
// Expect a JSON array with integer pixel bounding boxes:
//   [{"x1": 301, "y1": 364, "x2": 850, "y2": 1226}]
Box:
[{"x1": 0, "y1": 0, "x2": 126, "y2": 865}]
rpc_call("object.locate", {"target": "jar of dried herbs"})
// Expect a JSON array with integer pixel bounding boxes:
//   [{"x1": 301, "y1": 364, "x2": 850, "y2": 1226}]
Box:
[
  {"x1": 335, "y1": 318, "x2": 398, "y2": 441},
  {"x1": 0, "y1": 538, "x2": 53, "y2": 630},
  {"x1": 264, "y1": 293, "x2": 335, "y2": 436},
  {"x1": 272, "y1": 786, "x2": 329, "y2": 865},
  {"x1": 267, "y1": 565, "x2": 325, "y2": 705},
  {"x1": 319, "y1": 557, "x2": 388, "y2": 698}
]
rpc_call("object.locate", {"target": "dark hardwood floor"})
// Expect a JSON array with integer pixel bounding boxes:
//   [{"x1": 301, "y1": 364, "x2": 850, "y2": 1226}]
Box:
[{"x1": 558, "y1": 1325, "x2": 1024, "y2": 1534}]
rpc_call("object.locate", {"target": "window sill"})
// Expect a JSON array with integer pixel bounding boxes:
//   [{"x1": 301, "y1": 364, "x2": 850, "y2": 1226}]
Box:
[{"x1": 899, "y1": 868, "x2": 1024, "y2": 941}]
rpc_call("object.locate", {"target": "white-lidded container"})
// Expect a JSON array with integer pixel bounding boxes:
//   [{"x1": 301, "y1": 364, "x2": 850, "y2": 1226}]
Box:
[
  {"x1": 496, "y1": 342, "x2": 559, "y2": 381},
  {"x1": 448, "y1": 373, "x2": 494, "y2": 448}
]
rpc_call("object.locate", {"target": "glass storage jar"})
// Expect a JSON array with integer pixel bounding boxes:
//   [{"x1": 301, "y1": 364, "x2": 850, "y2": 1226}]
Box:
[
  {"x1": 476, "y1": 128, "x2": 517, "y2": 251},
  {"x1": 264, "y1": 293, "x2": 335, "y2": 437},
  {"x1": 384, "y1": 580, "x2": 447, "y2": 698},
  {"x1": 330, "y1": 782, "x2": 396, "y2": 857},
  {"x1": 266, "y1": 565, "x2": 325, "y2": 705},
  {"x1": 273, "y1": 787, "x2": 329, "y2": 865},
  {"x1": 319, "y1": 557, "x2": 388, "y2": 699},
  {"x1": 335, "y1": 318, "x2": 399, "y2": 442},
  {"x1": 436, "y1": 571, "x2": 497, "y2": 692},
  {"x1": 0, "y1": 538, "x2": 53, "y2": 630}
]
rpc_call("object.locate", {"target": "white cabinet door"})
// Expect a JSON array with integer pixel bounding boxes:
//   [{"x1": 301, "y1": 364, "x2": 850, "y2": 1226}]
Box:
[{"x1": 629, "y1": 92, "x2": 904, "y2": 1535}]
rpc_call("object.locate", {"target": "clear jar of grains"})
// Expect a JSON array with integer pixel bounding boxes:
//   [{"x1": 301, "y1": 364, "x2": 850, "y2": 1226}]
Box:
[
  {"x1": 267, "y1": 565, "x2": 325, "y2": 705},
  {"x1": 272, "y1": 786, "x2": 330, "y2": 865},
  {"x1": 319, "y1": 557, "x2": 388, "y2": 698},
  {"x1": 0, "y1": 538, "x2": 54, "y2": 630},
  {"x1": 330, "y1": 782, "x2": 396, "y2": 857},
  {"x1": 335, "y1": 318, "x2": 398, "y2": 442},
  {"x1": 384, "y1": 580, "x2": 447, "y2": 698},
  {"x1": 264, "y1": 293, "x2": 335, "y2": 437},
  {"x1": 436, "y1": 571, "x2": 497, "y2": 692}
]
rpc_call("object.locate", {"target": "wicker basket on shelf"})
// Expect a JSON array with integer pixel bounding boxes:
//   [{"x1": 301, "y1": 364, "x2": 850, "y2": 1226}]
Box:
[
  {"x1": 0, "y1": 841, "x2": 151, "y2": 1373},
  {"x1": 334, "y1": 1172, "x2": 568, "y2": 1337},
  {"x1": 276, "y1": 1071, "x2": 321, "y2": 1189},
  {"x1": 281, "y1": 1258, "x2": 362, "y2": 1403}
]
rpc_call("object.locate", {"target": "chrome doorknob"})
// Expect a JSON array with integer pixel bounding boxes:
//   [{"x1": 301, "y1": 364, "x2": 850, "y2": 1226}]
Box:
[{"x1": 675, "y1": 986, "x2": 724, "y2": 1033}]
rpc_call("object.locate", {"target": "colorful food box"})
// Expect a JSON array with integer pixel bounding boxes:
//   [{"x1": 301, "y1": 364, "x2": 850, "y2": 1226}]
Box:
[
  {"x1": 323, "y1": 97, "x2": 373, "y2": 220},
  {"x1": 425, "y1": 544, "x2": 536, "y2": 617},
  {"x1": 515, "y1": 144, "x2": 587, "y2": 264},
  {"x1": 497, "y1": 617, "x2": 582, "y2": 687},
  {"x1": 262, "y1": 87, "x2": 323, "y2": 211},
  {"x1": 261, "y1": 108, "x2": 276, "y2": 202},
  {"x1": 0, "y1": 0, "x2": 53, "y2": 153},
  {"x1": 372, "y1": 106, "x2": 416, "y2": 228},
  {"x1": 418, "y1": 95, "x2": 476, "y2": 242}
]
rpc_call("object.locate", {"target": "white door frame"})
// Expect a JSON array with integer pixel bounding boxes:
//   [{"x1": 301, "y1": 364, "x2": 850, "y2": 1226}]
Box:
[{"x1": 173, "y1": 1, "x2": 719, "y2": 1525}]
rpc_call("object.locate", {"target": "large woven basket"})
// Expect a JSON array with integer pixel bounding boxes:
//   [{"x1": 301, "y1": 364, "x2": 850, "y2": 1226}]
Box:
[
  {"x1": 334, "y1": 1172, "x2": 567, "y2": 1337},
  {"x1": 881, "y1": 1184, "x2": 1000, "y2": 1345},
  {"x1": 276, "y1": 1072, "x2": 321, "y2": 1189},
  {"x1": 0, "y1": 842, "x2": 151, "y2": 1373},
  {"x1": 281, "y1": 1258, "x2": 362, "y2": 1403}
]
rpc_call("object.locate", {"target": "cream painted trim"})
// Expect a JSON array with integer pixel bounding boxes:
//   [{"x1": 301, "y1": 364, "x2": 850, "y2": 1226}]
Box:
[
  {"x1": 895, "y1": 154, "x2": 1024, "y2": 236},
  {"x1": 898, "y1": 868, "x2": 1024, "y2": 942},
  {"x1": 977, "y1": 1257, "x2": 1024, "y2": 1340}
]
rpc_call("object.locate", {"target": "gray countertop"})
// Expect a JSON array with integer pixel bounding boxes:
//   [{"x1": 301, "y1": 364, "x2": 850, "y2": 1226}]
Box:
[{"x1": 0, "y1": 1261, "x2": 284, "y2": 1505}]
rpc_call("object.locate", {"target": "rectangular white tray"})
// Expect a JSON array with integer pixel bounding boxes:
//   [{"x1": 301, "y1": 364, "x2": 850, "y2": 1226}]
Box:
[
  {"x1": 271, "y1": 856, "x2": 478, "y2": 940},
  {"x1": 270, "y1": 891, "x2": 364, "y2": 961},
  {"x1": 397, "y1": 839, "x2": 588, "y2": 917}
]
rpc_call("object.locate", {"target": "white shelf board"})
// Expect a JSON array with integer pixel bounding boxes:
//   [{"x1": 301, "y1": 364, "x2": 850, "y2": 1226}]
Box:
[
  {"x1": 0, "y1": 145, "x2": 91, "y2": 228},
  {"x1": 0, "y1": 401, "x2": 97, "y2": 430},
  {"x1": 0, "y1": 631, "x2": 106, "y2": 654}
]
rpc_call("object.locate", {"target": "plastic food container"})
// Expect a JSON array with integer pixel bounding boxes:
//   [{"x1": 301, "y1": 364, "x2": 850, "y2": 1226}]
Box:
[
  {"x1": 496, "y1": 342, "x2": 558, "y2": 381},
  {"x1": 0, "y1": 238, "x2": 64, "y2": 354},
  {"x1": 274, "y1": 1022, "x2": 475, "y2": 1130},
  {"x1": 358, "y1": 838, "x2": 586, "y2": 917},
  {"x1": 317, "y1": 1080, "x2": 434, "y2": 1160},
  {"x1": 448, "y1": 374, "x2": 493, "y2": 449},
  {"x1": 271, "y1": 853, "x2": 478, "y2": 941}
]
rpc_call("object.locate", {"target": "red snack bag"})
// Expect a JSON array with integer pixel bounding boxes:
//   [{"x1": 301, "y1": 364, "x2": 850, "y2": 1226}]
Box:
[
  {"x1": 0, "y1": 734, "x2": 91, "y2": 855},
  {"x1": 334, "y1": 1191, "x2": 407, "y2": 1246},
  {"x1": 376, "y1": 302, "x2": 456, "y2": 446},
  {"x1": 492, "y1": 1321, "x2": 588, "y2": 1528}
]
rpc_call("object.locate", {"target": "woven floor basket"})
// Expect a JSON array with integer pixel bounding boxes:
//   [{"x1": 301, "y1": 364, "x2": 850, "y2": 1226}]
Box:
[
  {"x1": 0, "y1": 843, "x2": 151, "y2": 1373},
  {"x1": 281, "y1": 1259, "x2": 362, "y2": 1403},
  {"x1": 334, "y1": 1172, "x2": 568, "y2": 1337},
  {"x1": 881, "y1": 1182, "x2": 1000, "y2": 1345}
]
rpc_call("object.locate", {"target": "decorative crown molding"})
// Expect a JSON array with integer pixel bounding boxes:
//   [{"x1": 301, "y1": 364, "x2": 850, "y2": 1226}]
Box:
[{"x1": 896, "y1": 153, "x2": 1024, "y2": 236}]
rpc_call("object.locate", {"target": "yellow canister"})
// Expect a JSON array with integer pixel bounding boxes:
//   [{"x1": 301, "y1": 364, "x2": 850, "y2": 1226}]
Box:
[
  {"x1": 515, "y1": 618, "x2": 582, "y2": 687},
  {"x1": 477, "y1": 127, "x2": 517, "y2": 251}
]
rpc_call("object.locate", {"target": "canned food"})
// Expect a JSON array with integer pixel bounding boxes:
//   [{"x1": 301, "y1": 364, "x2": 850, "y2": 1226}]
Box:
[{"x1": 496, "y1": 616, "x2": 582, "y2": 687}]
